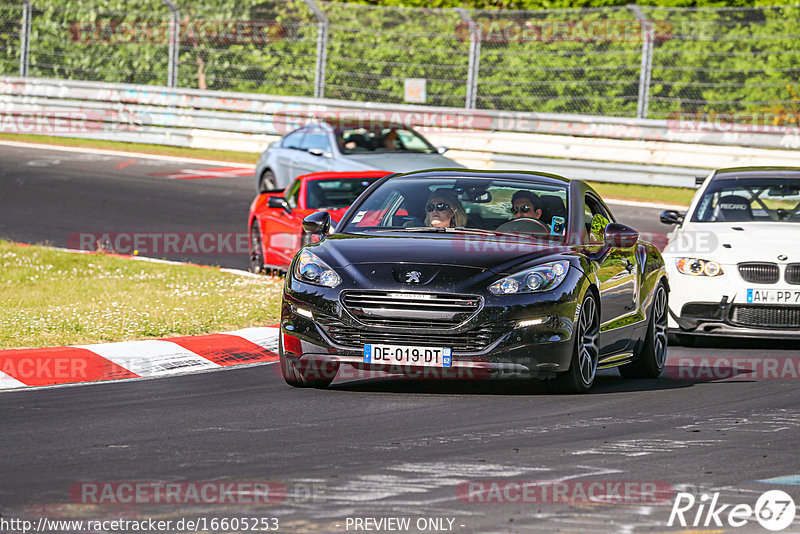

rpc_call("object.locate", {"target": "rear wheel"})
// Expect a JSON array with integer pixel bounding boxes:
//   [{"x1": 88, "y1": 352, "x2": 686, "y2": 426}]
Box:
[
  {"x1": 258, "y1": 170, "x2": 277, "y2": 193},
  {"x1": 249, "y1": 219, "x2": 265, "y2": 274},
  {"x1": 279, "y1": 335, "x2": 338, "y2": 388},
  {"x1": 549, "y1": 292, "x2": 600, "y2": 394},
  {"x1": 620, "y1": 282, "x2": 668, "y2": 378}
]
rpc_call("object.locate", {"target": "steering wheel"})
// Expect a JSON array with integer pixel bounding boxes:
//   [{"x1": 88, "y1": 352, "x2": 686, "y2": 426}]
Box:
[{"x1": 495, "y1": 217, "x2": 550, "y2": 234}]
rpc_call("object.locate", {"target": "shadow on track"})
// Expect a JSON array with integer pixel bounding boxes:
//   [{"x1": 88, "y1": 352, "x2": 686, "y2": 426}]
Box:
[{"x1": 325, "y1": 371, "x2": 705, "y2": 396}]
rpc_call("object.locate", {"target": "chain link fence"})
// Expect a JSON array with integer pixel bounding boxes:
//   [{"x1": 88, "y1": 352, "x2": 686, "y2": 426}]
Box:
[{"x1": 1, "y1": 0, "x2": 799, "y2": 120}]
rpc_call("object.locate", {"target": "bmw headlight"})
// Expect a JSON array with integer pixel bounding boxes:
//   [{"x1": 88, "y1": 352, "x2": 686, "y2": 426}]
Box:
[
  {"x1": 489, "y1": 260, "x2": 570, "y2": 295},
  {"x1": 675, "y1": 258, "x2": 723, "y2": 277},
  {"x1": 294, "y1": 249, "x2": 341, "y2": 288}
]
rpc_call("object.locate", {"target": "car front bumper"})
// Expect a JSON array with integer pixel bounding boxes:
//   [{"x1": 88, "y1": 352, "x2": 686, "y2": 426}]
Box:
[
  {"x1": 279, "y1": 278, "x2": 586, "y2": 381},
  {"x1": 665, "y1": 263, "x2": 800, "y2": 338}
]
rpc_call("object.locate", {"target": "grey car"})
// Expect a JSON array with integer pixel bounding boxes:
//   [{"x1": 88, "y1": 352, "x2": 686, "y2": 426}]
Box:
[{"x1": 255, "y1": 119, "x2": 464, "y2": 192}]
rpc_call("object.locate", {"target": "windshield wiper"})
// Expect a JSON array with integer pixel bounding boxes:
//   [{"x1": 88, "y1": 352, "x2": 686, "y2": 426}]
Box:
[{"x1": 401, "y1": 226, "x2": 447, "y2": 232}]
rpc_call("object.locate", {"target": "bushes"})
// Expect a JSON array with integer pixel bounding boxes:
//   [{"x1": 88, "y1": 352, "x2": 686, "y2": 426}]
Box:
[{"x1": 2, "y1": 0, "x2": 798, "y2": 118}]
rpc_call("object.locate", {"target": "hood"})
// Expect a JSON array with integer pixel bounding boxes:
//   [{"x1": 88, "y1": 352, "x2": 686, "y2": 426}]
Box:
[
  {"x1": 313, "y1": 233, "x2": 575, "y2": 275},
  {"x1": 665, "y1": 223, "x2": 800, "y2": 264},
  {"x1": 343, "y1": 153, "x2": 465, "y2": 172}
]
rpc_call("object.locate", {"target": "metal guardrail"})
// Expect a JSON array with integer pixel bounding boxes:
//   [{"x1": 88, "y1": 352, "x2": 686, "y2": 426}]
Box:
[{"x1": 2, "y1": 76, "x2": 800, "y2": 188}]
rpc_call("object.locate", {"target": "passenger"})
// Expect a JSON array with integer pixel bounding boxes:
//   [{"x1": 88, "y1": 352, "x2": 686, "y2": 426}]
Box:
[
  {"x1": 382, "y1": 130, "x2": 402, "y2": 151},
  {"x1": 424, "y1": 190, "x2": 468, "y2": 228},
  {"x1": 510, "y1": 190, "x2": 543, "y2": 220}
]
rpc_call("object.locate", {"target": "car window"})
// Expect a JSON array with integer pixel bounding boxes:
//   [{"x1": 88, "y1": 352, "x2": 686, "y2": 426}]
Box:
[
  {"x1": 298, "y1": 126, "x2": 331, "y2": 152},
  {"x1": 281, "y1": 130, "x2": 304, "y2": 150},
  {"x1": 584, "y1": 194, "x2": 612, "y2": 243},
  {"x1": 285, "y1": 179, "x2": 302, "y2": 209},
  {"x1": 691, "y1": 177, "x2": 800, "y2": 223},
  {"x1": 306, "y1": 177, "x2": 380, "y2": 210},
  {"x1": 342, "y1": 176, "x2": 568, "y2": 239},
  {"x1": 335, "y1": 126, "x2": 435, "y2": 155}
]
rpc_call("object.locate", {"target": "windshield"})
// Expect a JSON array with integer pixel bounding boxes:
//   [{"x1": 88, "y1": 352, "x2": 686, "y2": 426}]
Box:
[
  {"x1": 691, "y1": 177, "x2": 800, "y2": 223},
  {"x1": 341, "y1": 176, "x2": 569, "y2": 239},
  {"x1": 306, "y1": 177, "x2": 380, "y2": 210},
  {"x1": 336, "y1": 126, "x2": 436, "y2": 155}
]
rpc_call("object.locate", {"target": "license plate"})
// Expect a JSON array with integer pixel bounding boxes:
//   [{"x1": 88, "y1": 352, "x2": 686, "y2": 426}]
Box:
[
  {"x1": 746, "y1": 289, "x2": 800, "y2": 304},
  {"x1": 364, "y1": 344, "x2": 452, "y2": 368}
]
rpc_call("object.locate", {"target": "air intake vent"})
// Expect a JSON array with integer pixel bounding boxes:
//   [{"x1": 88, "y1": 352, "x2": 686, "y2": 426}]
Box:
[
  {"x1": 731, "y1": 305, "x2": 800, "y2": 328},
  {"x1": 738, "y1": 263, "x2": 779, "y2": 284},
  {"x1": 786, "y1": 264, "x2": 800, "y2": 285},
  {"x1": 341, "y1": 291, "x2": 481, "y2": 327}
]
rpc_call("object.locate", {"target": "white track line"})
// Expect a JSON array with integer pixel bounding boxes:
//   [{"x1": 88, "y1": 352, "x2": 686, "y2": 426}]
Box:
[
  {"x1": 0, "y1": 140, "x2": 256, "y2": 168},
  {"x1": 71, "y1": 339, "x2": 220, "y2": 377}
]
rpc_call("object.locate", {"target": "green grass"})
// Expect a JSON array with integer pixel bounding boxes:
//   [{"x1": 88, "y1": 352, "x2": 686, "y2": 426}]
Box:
[
  {"x1": 0, "y1": 240, "x2": 282, "y2": 350},
  {"x1": 0, "y1": 133, "x2": 260, "y2": 164},
  {"x1": 589, "y1": 181, "x2": 693, "y2": 207},
  {"x1": 0, "y1": 132, "x2": 693, "y2": 206}
]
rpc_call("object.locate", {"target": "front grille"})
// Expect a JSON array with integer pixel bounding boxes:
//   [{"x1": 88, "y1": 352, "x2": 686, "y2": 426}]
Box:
[
  {"x1": 680, "y1": 302, "x2": 723, "y2": 320},
  {"x1": 320, "y1": 318, "x2": 506, "y2": 353},
  {"x1": 341, "y1": 290, "x2": 481, "y2": 327},
  {"x1": 731, "y1": 305, "x2": 800, "y2": 327},
  {"x1": 738, "y1": 263, "x2": 779, "y2": 284},
  {"x1": 786, "y1": 264, "x2": 800, "y2": 285}
]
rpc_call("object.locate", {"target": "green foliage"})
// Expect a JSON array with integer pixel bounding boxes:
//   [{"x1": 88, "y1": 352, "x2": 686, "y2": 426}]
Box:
[{"x1": 1, "y1": 0, "x2": 798, "y2": 118}]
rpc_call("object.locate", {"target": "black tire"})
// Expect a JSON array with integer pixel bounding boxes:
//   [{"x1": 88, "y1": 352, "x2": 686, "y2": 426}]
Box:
[
  {"x1": 249, "y1": 219, "x2": 265, "y2": 274},
  {"x1": 549, "y1": 291, "x2": 600, "y2": 394},
  {"x1": 258, "y1": 169, "x2": 277, "y2": 193},
  {"x1": 619, "y1": 281, "x2": 668, "y2": 378},
  {"x1": 279, "y1": 335, "x2": 338, "y2": 388}
]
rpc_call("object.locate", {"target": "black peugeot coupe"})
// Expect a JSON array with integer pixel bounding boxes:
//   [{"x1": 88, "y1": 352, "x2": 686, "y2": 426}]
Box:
[{"x1": 279, "y1": 170, "x2": 668, "y2": 393}]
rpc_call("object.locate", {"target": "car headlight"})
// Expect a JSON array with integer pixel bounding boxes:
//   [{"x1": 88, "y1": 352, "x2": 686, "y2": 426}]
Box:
[
  {"x1": 294, "y1": 249, "x2": 341, "y2": 288},
  {"x1": 675, "y1": 258, "x2": 723, "y2": 277},
  {"x1": 489, "y1": 260, "x2": 570, "y2": 295}
]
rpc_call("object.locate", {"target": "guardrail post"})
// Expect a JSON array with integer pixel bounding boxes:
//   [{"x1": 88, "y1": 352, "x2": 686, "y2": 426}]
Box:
[
  {"x1": 628, "y1": 4, "x2": 654, "y2": 119},
  {"x1": 163, "y1": 0, "x2": 179, "y2": 88},
  {"x1": 302, "y1": 0, "x2": 328, "y2": 99},
  {"x1": 19, "y1": 0, "x2": 32, "y2": 77},
  {"x1": 456, "y1": 8, "x2": 480, "y2": 110}
]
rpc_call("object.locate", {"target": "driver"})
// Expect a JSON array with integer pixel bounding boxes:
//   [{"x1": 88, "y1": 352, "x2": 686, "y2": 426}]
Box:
[{"x1": 511, "y1": 190, "x2": 543, "y2": 220}]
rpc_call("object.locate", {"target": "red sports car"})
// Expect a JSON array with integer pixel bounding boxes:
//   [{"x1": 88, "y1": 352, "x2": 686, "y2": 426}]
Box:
[{"x1": 248, "y1": 170, "x2": 391, "y2": 272}]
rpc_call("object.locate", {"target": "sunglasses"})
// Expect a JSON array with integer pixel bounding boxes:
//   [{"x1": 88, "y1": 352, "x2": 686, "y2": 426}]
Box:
[
  {"x1": 511, "y1": 205, "x2": 534, "y2": 214},
  {"x1": 426, "y1": 202, "x2": 451, "y2": 212}
]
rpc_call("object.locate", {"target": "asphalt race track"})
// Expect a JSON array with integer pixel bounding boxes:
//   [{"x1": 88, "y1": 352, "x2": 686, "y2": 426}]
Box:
[
  {"x1": 0, "y1": 144, "x2": 667, "y2": 270},
  {"x1": 2, "y1": 143, "x2": 799, "y2": 533}
]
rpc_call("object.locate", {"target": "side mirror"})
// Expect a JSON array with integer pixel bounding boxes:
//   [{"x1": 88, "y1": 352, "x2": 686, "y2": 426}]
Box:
[
  {"x1": 436, "y1": 146, "x2": 449, "y2": 154},
  {"x1": 660, "y1": 209, "x2": 685, "y2": 225},
  {"x1": 303, "y1": 211, "x2": 331, "y2": 236},
  {"x1": 604, "y1": 222, "x2": 639, "y2": 248},
  {"x1": 268, "y1": 195, "x2": 292, "y2": 214}
]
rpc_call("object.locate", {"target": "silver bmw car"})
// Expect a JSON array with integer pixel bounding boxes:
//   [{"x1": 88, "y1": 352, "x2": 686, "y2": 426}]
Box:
[{"x1": 255, "y1": 119, "x2": 464, "y2": 192}]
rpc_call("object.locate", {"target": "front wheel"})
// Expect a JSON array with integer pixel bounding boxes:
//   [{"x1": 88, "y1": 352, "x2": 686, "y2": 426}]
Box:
[
  {"x1": 549, "y1": 291, "x2": 600, "y2": 394},
  {"x1": 258, "y1": 169, "x2": 277, "y2": 193},
  {"x1": 279, "y1": 335, "x2": 338, "y2": 389},
  {"x1": 619, "y1": 282, "x2": 668, "y2": 378},
  {"x1": 249, "y1": 219, "x2": 265, "y2": 274}
]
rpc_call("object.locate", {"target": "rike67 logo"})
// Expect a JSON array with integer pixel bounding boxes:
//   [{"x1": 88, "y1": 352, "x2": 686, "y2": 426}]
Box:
[{"x1": 669, "y1": 490, "x2": 796, "y2": 531}]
